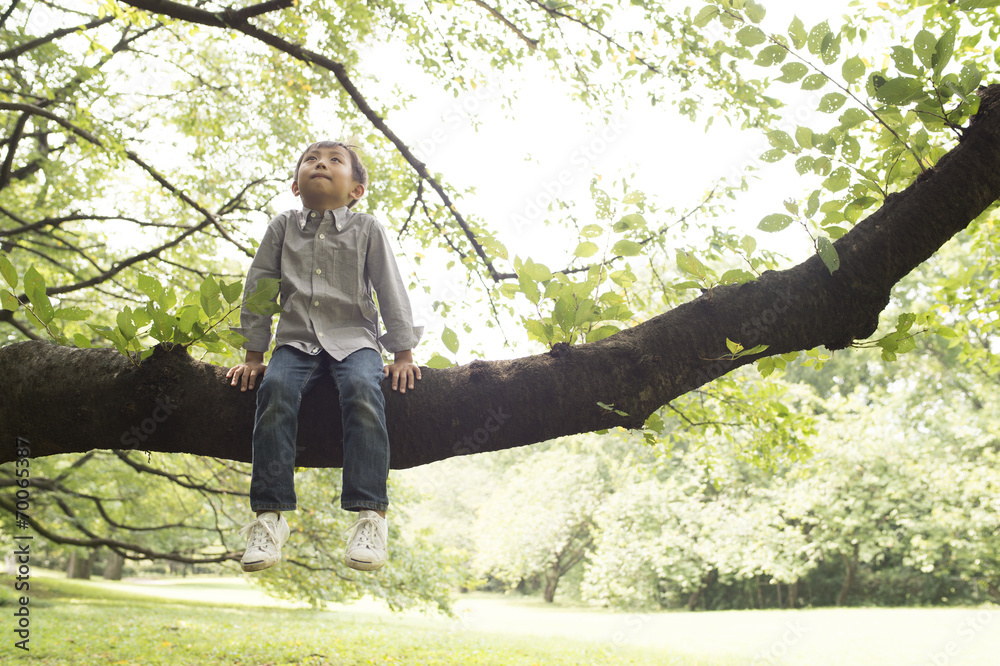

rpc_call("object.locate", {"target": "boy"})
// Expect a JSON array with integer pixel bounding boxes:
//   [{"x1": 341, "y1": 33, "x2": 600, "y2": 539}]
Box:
[{"x1": 227, "y1": 141, "x2": 422, "y2": 573}]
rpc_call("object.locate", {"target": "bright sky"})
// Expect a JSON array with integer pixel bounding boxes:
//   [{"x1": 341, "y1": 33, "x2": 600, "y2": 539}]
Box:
[
  {"x1": 251, "y1": 0, "x2": 860, "y2": 361},
  {"x1": 290, "y1": 0, "x2": 857, "y2": 358}
]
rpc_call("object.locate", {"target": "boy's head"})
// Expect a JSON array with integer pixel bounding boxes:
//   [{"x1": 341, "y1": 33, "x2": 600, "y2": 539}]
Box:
[{"x1": 292, "y1": 140, "x2": 369, "y2": 210}]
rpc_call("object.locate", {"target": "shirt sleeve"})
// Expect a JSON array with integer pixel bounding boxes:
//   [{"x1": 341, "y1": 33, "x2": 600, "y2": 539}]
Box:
[
  {"x1": 366, "y1": 219, "x2": 423, "y2": 354},
  {"x1": 231, "y1": 214, "x2": 286, "y2": 353}
]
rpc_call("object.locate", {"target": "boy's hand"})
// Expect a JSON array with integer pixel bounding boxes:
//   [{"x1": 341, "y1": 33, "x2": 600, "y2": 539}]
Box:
[
  {"x1": 384, "y1": 350, "x2": 421, "y2": 393},
  {"x1": 227, "y1": 354, "x2": 267, "y2": 392}
]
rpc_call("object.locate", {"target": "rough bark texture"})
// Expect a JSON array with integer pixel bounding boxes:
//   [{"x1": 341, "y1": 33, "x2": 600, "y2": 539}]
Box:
[{"x1": 3, "y1": 86, "x2": 1000, "y2": 469}]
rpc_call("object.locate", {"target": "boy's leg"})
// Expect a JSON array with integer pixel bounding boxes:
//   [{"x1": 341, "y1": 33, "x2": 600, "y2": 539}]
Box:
[
  {"x1": 331, "y1": 348, "x2": 391, "y2": 513},
  {"x1": 333, "y1": 348, "x2": 390, "y2": 571},
  {"x1": 250, "y1": 345, "x2": 327, "y2": 513}
]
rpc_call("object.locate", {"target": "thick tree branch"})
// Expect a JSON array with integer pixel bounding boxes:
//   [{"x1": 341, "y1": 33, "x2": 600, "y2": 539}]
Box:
[{"x1": 3, "y1": 86, "x2": 1000, "y2": 469}]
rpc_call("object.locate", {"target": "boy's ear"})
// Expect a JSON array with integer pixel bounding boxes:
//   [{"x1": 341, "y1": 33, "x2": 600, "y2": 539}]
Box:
[
  {"x1": 350, "y1": 182, "x2": 366, "y2": 202},
  {"x1": 291, "y1": 179, "x2": 300, "y2": 197}
]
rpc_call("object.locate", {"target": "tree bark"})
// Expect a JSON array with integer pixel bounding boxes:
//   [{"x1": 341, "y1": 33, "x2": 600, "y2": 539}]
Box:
[
  {"x1": 67, "y1": 549, "x2": 97, "y2": 579},
  {"x1": 103, "y1": 551, "x2": 126, "y2": 580},
  {"x1": 3, "y1": 87, "x2": 1000, "y2": 468},
  {"x1": 837, "y1": 543, "x2": 860, "y2": 606}
]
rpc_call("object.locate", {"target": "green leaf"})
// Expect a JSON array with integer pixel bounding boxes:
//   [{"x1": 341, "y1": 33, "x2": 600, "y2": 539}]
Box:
[
  {"x1": 959, "y1": 62, "x2": 982, "y2": 95},
  {"x1": 521, "y1": 259, "x2": 552, "y2": 282},
  {"x1": 801, "y1": 73, "x2": 827, "y2": 90},
  {"x1": 807, "y1": 21, "x2": 831, "y2": 56},
  {"x1": 677, "y1": 251, "x2": 707, "y2": 279},
  {"x1": 719, "y1": 269, "x2": 756, "y2": 285},
  {"x1": 0, "y1": 255, "x2": 16, "y2": 289},
  {"x1": 580, "y1": 224, "x2": 604, "y2": 238},
  {"x1": 817, "y1": 236, "x2": 840, "y2": 274},
  {"x1": 137, "y1": 273, "x2": 163, "y2": 302},
  {"x1": 199, "y1": 275, "x2": 222, "y2": 317},
  {"x1": 693, "y1": 5, "x2": 720, "y2": 27},
  {"x1": 767, "y1": 130, "x2": 795, "y2": 151},
  {"x1": 73, "y1": 333, "x2": 92, "y2": 348},
  {"x1": 761, "y1": 149, "x2": 785, "y2": 163},
  {"x1": 744, "y1": 0, "x2": 766, "y2": 23},
  {"x1": 573, "y1": 241, "x2": 599, "y2": 258},
  {"x1": 54, "y1": 306, "x2": 91, "y2": 321},
  {"x1": 613, "y1": 213, "x2": 646, "y2": 232},
  {"x1": 737, "y1": 25, "x2": 766, "y2": 47},
  {"x1": 958, "y1": 0, "x2": 1000, "y2": 8},
  {"x1": 758, "y1": 213, "x2": 794, "y2": 232},
  {"x1": 1, "y1": 289, "x2": 19, "y2": 311},
  {"x1": 818, "y1": 93, "x2": 846, "y2": 113},
  {"x1": 842, "y1": 56, "x2": 866, "y2": 83},
  {"x1": 839, "y1": 107, "x2": 869, "y2": 130},
  {"x1": 874, "y1": 77, "x2": 924, "y2": 105},
  {"x1": 23, "y1": 266, "x2": 45, "y2": 304},
  {"x1": 442, "y1": 326, "x2": 460, "y2": 353},
  {"x1": 612, "y1": 240, "x2": 643, "y2": 256},
  {"x1": 425, "y1": 353, "x2": 454, "y2": 369},
  {"x1": 891, "y1": 47, "x2": 920, "y2": 76},
  {"x1": 788, "y1": 16, "x2": 807, "y2": 49},
  {"x1": 805, "y1": 190, "x2": 821, "y2": 218},
  {"x1": 220, "y1": 280, "x2": 243, "y2": 305},
  {"x1": 795, "y1": 126, "x2": 814, "y2": 149},
  {"x1": 933, "y1": 27, "x2": 955, "y2": 76},
  {"x1": 777, "y1": 62, "x2": 808, "y2": 83},
  {"x1": 914, "y1": 30, "x2": 937, "y2": 69},
  {"x1": 740, "y1": 235, "x2": 756, "y2": 255},
  {"x1": 755, "y1": 45, "x2": 786, "y2": 67},
  {"x1": 246, "y1": 277, "x2": 281, "y2": 316}
]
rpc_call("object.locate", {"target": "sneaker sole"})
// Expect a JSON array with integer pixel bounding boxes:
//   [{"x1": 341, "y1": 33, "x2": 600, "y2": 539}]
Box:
[
  {"x1": 345, "y1": 557, "x2": 385, "y2": 572},
  {"x1": 241, "y1": 558, "x2": 278, "y2": 573}
]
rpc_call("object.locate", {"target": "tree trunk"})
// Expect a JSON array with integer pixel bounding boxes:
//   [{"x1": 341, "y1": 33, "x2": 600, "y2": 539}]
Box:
[
  {"x1": 542, "y1": 571, "x2": 559, "y2": 603},
  {"x1": 837, "y1": 543, "x2": 860, "y2": 606},
  {"x1": 775, "y1": 580, "x2": 783, "y2": 609},
  {"x1": 3, "y1": 87, "x2": 1000, "y2": 469},
  {"x1": 789, "y1": 578, "x2": 799, "y2": 609},
  {"x1": 103, "y1": 551, "x2": 126, "y2": 580},
  {"x1": 67, "y1": 549, "x2": 97, "y2": 579}
]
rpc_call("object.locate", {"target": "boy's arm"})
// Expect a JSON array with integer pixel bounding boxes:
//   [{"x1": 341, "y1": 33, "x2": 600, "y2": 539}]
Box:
[
  {"x1": 226, "y1": 350, "x2": 266, "y2": 392},
  {"x1": 230, "y1": 214, "x2": 286, "y2": 354},
  {"x1": 383, "y1": 349, "x2": 421, "y2": 394},
  {"x1": 365, "y1": 220, "x2": 423, "y2": 354}
]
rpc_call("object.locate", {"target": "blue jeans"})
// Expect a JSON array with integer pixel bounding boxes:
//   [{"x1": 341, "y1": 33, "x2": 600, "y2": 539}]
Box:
[{"x1": 249, "y1": 345, "x2": 389, "y2": 513}]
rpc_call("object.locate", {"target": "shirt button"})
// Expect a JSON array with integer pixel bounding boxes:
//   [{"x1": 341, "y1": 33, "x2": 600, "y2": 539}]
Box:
[
  {"x1": 318, "y1": 332, "x2": 324, "y2": 337},
  {"x1": 313, "y1": 300, "x2": 320, "y2": 307},
  {"x1": 315, "y1": 269, "x2": 322, "y2": 275},
  {"x1": 319, "y1": 234, "x2": 325, "y2": 240}
]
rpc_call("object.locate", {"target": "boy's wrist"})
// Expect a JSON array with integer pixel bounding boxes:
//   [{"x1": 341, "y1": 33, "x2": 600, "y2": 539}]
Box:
[
  {"x1": 393, "y1": 350, "x2": 414, "y2": 364},
  {"x1": 245, "y1": 350, "x2": 265, "y2": 364}
]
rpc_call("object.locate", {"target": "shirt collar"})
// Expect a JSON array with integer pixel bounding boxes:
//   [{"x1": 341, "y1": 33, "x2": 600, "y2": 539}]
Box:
[{"x1": 298, "y1": 206, "x2": 351, "y2": 231}]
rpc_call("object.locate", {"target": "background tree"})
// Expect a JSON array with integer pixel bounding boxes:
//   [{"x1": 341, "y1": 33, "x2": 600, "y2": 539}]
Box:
[{"x1": 3, "y1": 0, "x2": 1000, "y2": 608}]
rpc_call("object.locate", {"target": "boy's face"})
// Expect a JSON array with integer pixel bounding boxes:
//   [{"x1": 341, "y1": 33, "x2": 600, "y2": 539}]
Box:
[{"x1": 291, "y1": 145, "x2": 365, "y2": 211}]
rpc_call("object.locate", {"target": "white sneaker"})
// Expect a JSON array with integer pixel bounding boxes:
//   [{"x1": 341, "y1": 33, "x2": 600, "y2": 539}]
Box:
[
  {"x1": 239, "y1": 512, "x2": 290, "y2": 572},
  {"x1": 343, "y1": 510, "x2": 388, "y2": 571}
]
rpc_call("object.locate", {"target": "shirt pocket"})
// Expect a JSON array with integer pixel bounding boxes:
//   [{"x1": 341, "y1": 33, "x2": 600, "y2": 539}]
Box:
[{"x1": 329, "y1": 246, "x2": 361, "y2": 298}]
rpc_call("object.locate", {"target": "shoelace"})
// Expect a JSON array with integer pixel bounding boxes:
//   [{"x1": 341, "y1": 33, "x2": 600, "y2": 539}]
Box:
[
  {"x1": 240, "y1": 516, "x2": 280, "y2": 551},
  {"x1": 343, "y1": 514, "x2": 383, "y2": 551}
]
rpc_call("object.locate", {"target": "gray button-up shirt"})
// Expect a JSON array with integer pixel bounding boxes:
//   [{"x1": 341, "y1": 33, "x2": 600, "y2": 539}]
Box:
[{"x1": 233, "y1": 206, "x2": 422, "y2": 360}]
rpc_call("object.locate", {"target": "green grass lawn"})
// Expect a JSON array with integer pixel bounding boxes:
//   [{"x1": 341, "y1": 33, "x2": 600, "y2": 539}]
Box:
[
  {"x1": 4, "y1": 575, "x2": 997, "y2": 664},
  {"x1": 0, "y1": 577, "x2": 704, "y2": 665}
]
